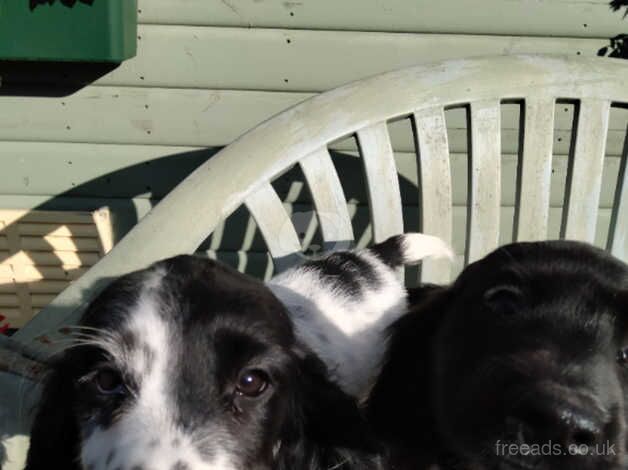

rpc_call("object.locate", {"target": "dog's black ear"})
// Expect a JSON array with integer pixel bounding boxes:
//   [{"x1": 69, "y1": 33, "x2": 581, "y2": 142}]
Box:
[
  {"x1": 483, "y1": 284, "x2": 525, "y2": 315},
  {"x1": 366, "y1": 284, "x2": 451, "y2": 454},
  {"x1": 25, "y1": 357, "x2": 81, "y2": 470},
  {"x1": 276, "y1": 351, "x2": 382, "y2": 470}
]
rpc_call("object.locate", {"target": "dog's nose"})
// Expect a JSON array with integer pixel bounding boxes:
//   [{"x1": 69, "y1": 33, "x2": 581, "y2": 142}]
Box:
[{"x1": 507, "y1": 394, "x2": 604, "y2": 449}]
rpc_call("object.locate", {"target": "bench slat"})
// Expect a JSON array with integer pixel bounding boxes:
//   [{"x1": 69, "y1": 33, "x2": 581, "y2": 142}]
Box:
[
  {"x1": 609, "y1": 128, "x2": 628, "y2": 260},
  {"x1": 300, "y1": 147, "x2": 354, "y2": 250},
  {"x1": 245, "y1": 183, "x2": 302, "y2": 273},
  {"x1": 467, "y1": 100, "x2": 502, "y2": 263},
  {"x1": 515, "y1": 97, "x2": 556, "y2": 242},
  {"x1": 563, "y1": 99, "x2": 610, "y2": 242},
  {"x1": 413, "y1": 107, "x2": 453, "y2": 282},
  {"x1": 357, "y1": 122, "x2": 404, "y2": 243}
]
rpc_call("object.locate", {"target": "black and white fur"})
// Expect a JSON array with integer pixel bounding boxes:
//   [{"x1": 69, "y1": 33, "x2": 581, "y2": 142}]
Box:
[
  {"x1": 270, "y1": 233, "x2": 453, "y2": 399},
  {"x1": 25, "y1": 256, "x2": 383, "y2": 470}
]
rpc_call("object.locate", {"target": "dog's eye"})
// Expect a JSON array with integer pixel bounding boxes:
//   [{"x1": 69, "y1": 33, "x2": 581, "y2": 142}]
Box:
[
  {"x1": 94, "y1": 368, "x2": 125, "y2": 395},
  {"x1": 236, "y1": 369, "x2": 269, "y2": 397},
  {"x1": 617, "y1": 348, "x2": 628, "y2": 365}
]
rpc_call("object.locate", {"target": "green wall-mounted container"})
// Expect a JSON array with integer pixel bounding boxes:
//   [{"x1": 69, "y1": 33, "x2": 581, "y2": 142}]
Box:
[{"x1": 0, "y1": 0, "x2": 137, "y2": 62}]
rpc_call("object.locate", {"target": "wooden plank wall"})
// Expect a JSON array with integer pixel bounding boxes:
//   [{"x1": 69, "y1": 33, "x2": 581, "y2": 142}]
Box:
[{"x1": 0, "y1": 0, "x2": 627, "y2": 282}]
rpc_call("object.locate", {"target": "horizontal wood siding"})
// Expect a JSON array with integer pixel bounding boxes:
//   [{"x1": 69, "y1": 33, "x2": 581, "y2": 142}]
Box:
[
  {"x1": 138, "y1": 0, "x2": 625, "y2": 38},
  {"x1": 99, "y1": 25, "x2": 612, "y2": 92},
  {"x1": 1, "y1": 91, "x2": 625, "y2": 152}
]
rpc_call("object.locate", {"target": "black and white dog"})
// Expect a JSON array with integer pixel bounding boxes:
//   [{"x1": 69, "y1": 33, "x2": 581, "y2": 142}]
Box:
[
  {"x1": 367, "y1": 241, "x2": 628, "y2": 470},
  {"x1": 25, "y1": 233, "x2": 451, "y2": 470},
  {"x1": 26, "y1": 256, "x2": 383, "y2": 470}
]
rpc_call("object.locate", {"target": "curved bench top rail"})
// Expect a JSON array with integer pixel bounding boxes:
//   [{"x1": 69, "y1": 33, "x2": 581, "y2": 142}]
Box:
[{"x1": 11, "y1": 54, "x2": 628, "y2": 358}]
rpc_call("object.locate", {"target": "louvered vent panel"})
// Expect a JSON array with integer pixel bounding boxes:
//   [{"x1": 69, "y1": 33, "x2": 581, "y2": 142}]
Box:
[{"x1": 0, "y1": 209, "x2": 112, "y2": 329}]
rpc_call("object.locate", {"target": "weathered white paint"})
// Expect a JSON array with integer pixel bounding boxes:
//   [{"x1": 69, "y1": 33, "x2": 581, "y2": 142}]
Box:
[
  {"x1": 299, "y1": 147, "x2": 354, "y2": 249},
  {"x1": 356, "y1": 123, "x2": 404, "y2": 243},
  {"x1": 244, "y1": 183, "x2": 302, "y2": 272},
  {"x1": 563, "y1": 99, "x2": 611, "y2": 242},
  {"x1": 467, "y1": 100, "x2": 502, "y2": 263},
  {"x1": 412, "y1": 107, "x2": 453, "y2": 283},
  {"x1": 514, "y1": 97, "x2": 556, "y2": 242}
]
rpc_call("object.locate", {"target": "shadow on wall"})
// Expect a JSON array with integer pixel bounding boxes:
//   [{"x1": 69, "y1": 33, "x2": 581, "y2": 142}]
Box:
[
  {"x1": 611, "y1": 0, "x2": 628, "y2": 16},
  {"x1": 599, "y1": 34, "x2": 628, "y2": 58},
  {"x1": 0, "y1": 147, "x2": 217, "y2": 335},
  {"x1": 0, "y1": 147, "x2": 417, "y2": 335},
  {"x1": 0, "y1": 61, "x2": 120, "y2": 97},
  {"x1": 599, "y1": 0, "x2": 628, "y2": 58}
]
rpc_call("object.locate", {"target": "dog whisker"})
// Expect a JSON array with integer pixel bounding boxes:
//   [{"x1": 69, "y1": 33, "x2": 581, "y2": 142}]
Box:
[
  {"x1": 327, "y1": 458, "x2": 350, "y2": 469},
  {"x1": 60, "y1": 325, "x2": 110, "y2": 335}
]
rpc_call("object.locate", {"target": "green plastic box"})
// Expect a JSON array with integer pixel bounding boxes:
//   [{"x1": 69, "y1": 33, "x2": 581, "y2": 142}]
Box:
[{"x1": 0, "y1": 0, "x2": 137, "y2": 62}]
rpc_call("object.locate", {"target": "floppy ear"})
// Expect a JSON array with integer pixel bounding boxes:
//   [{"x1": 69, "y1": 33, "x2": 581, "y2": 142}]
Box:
[
  {"x1": 483, "y1": 284, "x2": 526, "y2": 315},
  {"x1": 25, "y1": 358, "x2": 81, "y2": 470},
  {"x1": 366, "y1": 284, "x2": 451, "y2": 453},
  {"x1": 276, "y1": 351, "x2": 382, "y2": 470}
]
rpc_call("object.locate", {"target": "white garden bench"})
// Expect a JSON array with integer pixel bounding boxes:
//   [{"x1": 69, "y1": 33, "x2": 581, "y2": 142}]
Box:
[{"x1": 1, "y1": 54, "x2": 627, "y2": 466}]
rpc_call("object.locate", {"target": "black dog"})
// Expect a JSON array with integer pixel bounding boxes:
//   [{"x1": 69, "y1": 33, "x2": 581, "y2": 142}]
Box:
[
  {"x1": 368, "y1": 241, "x2": 628, "y2": 469},
  {"x1": 26, "y1": 255, "x2": 382, "y2": 470}
]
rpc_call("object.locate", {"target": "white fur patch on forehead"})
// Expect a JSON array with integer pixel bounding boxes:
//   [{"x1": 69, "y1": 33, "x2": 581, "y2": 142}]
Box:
[
  {"x1": 95, "y1": 266, "x2": 168, "y2": 372},
  {"x1": 119, "y1": 269, "x2": 174, "y2": 424},
  {"x1": 91, "y1": 269, "x2": 169, "y2": 378},
  {"x1": 123, "y1": 293, "x2": 169, "y2": 380},
  {"x1": 75, "y1": 267, "x2": 168, "y2": 370},
  {"x1": 80, "y1": 268, "x2": 240, "y2": 470}
]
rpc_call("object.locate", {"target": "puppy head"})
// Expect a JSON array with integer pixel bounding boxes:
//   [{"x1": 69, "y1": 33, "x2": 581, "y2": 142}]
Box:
[
  {"x1": 370, "y1": 241, "x2": 628, "y2": 469},
  {"x1": 26, "y1": 256, "x2": 380, "y2": 470},
  {"x1": 427, "y1": 241, "x2": 628, "y2": 469}
]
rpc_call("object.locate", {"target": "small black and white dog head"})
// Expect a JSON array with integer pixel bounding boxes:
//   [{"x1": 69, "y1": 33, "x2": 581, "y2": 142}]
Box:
[
  {"x1": 368, "y1": 241, "x2": 628, "y2": 470},
  {"x1": 26, "y1": 256, "x2": 382, "y2": 470}
]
